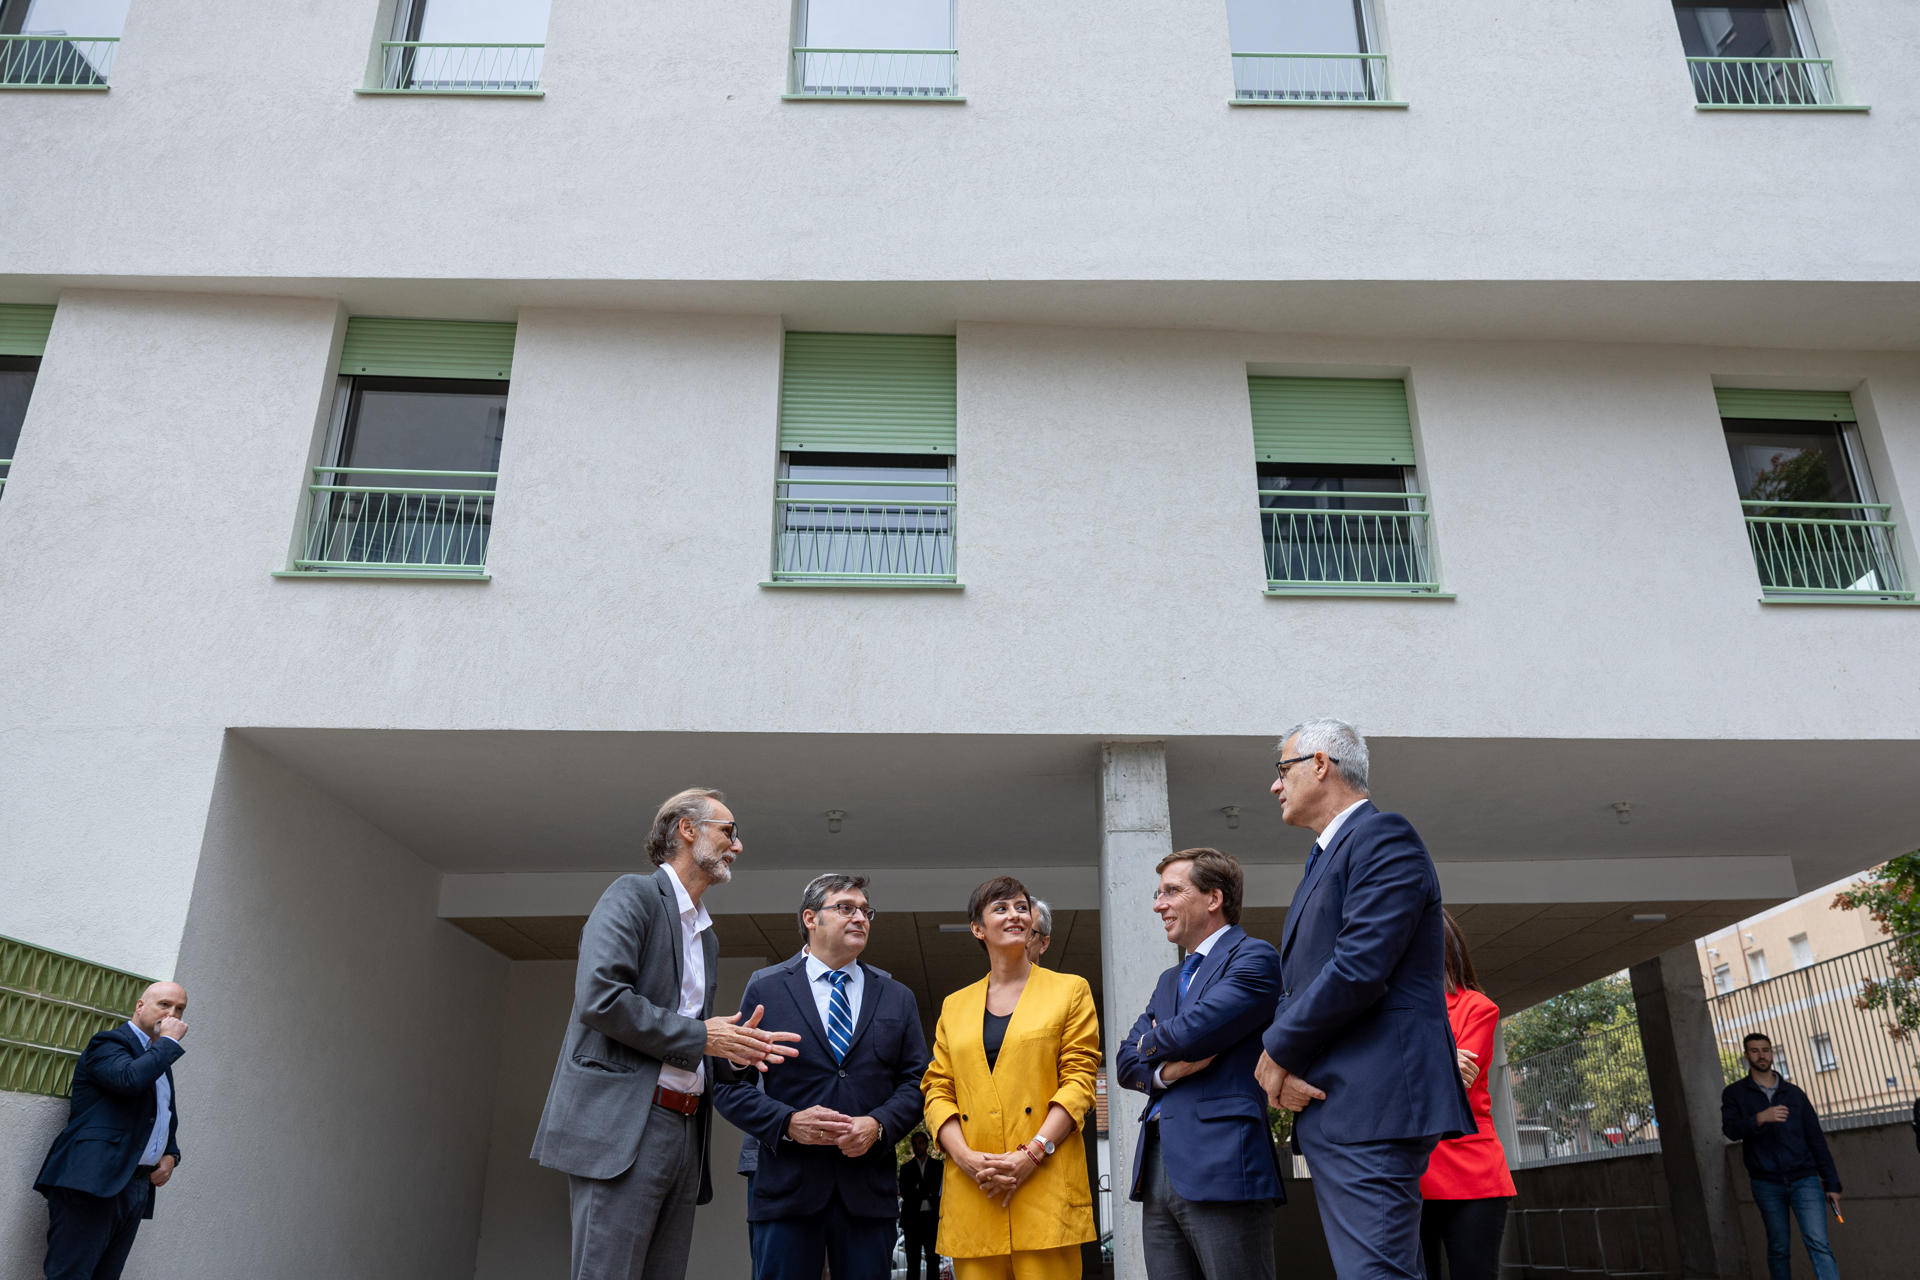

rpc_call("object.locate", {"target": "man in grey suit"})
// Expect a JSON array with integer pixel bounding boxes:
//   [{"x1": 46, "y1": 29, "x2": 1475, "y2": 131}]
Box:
[{"x1": 532, "y1": 787, "x2": 801, "y2": 1280}]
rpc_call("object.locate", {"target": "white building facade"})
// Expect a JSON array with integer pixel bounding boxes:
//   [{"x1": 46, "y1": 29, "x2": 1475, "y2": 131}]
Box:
[{"x1": 3, "y1": 2, "x2": 1919, "y2": 1277}]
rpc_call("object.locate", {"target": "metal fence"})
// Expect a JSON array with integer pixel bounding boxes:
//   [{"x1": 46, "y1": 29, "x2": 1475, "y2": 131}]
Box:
[
  {"x1": 1708, "y1": 932, "x2": 1920, "y2": 1132},
  {"x1": 788, "y1": 47, "x2": 959, "y2": 99},
  {"x1": 1687, "y1": 56, "x2": 1838, "y2": 108},
  {"x1": 294, "y1": 466, "x2": 496, "y2": 575},
  {"x1": 1740, "y1": 500, "x2": 1910, "y2": 601},
  {"x1": 377, "y1": 42, "x2": 544, "y2": 93},
  {"x1": 771, "y1": 476, "x2": 956, "y2": 584},
  {"x1": 0, "y1": 34, "x2": 117, "y2": 89},
  {"x1": 1259, "y1": 489, "x2": 1438, "y2": 593},
  {"x1": 1231, "y1": 52, "x2": 1393, "y2": 104},
  {"x1": 1506, "y1": 1019, "x2": 1661, "y2": 1168}
]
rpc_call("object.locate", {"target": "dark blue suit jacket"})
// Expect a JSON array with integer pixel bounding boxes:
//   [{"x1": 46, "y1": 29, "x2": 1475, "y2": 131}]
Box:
[
  {"x1": 713, "y1": 953, "x2": 928, "y2": 1221},
  {"x1": 34, "y1": 1024, "x2": 183, "y2": 1213},
  {"x1": 1261, "y1": 802, "x2": 1474, "y2": 1145},
  {"x1": 1115, "y1": 925, "x2": 1285, "y2": 1204}
]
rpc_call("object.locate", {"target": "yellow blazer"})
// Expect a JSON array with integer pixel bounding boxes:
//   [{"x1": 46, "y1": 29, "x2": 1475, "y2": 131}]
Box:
[{"x1": 921, "y1": 965, "x2": 1101, "y2": 1258}]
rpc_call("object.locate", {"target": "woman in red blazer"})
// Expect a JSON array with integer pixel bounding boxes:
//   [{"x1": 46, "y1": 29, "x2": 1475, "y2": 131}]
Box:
[{"x1": 1419, "y1": 911, "x2": 1517, "y2": 1279}]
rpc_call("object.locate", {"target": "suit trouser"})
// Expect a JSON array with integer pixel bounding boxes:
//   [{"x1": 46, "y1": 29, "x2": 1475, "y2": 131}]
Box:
[
  {"x1": 754, "y1": 1187, "x2": 895, "y2": 1280},
  {"x1": 568, "y1": 1108, "x2": 701, "y2": 1280},
  {"x1": 1139, "y1": 1123, "x2": 1276, "y2": 1280},
  {"x1": 1296, "y1": 1129, "x2": 1439, "y2": 1280},
  {"x1": 903, "y1": 1208, "x2": 940, "y2": 1280},
  {"x1": 43, "y1": 1174, "x2": 152, "y2": 1280}
]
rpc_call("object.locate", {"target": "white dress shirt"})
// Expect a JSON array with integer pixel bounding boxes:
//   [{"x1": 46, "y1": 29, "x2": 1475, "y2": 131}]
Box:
[
  {"x1": 803, "y1": 947, "x2": 865, "y2": 1034},
  {"x1": 658, "y1": 862, "x2": 712, "y2": 1094},
  {"x1": 1314, "y1": 796, "x2": 1371, "y2": 862},
  {"x1": 1153, "y1": 923, "x2": 1229, "y2": 1089},
  {"x1": 125, "y1": 1021, "x2": 174, "y2": 1166}
]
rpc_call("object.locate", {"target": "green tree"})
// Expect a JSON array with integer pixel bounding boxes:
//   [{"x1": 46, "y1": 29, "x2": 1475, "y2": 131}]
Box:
[
  {"x1": 1831, "y1": 853, "x2": 1920, "y2": 1058},
  {"x1": 1503, "y1": 973, "x2": 1636, "y2": 1062}
]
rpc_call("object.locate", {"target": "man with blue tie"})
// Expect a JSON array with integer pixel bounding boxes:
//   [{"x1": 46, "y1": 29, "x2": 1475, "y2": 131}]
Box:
[
  {"x1": 714, "y1": 874, "x2": 929, "y2": 1280},
  {"x1": 1255, "y1": 719, "x2": 1474, "y2": 1279},
  {"x1": 1117, "y1": 848, "x2": 1285, "y2": 1280},
  {"x1": 34, "y1": 981, "x2": 190, "y2": 1280}
]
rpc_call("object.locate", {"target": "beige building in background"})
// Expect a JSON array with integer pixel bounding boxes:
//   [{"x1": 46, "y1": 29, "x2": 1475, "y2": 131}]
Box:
[{"x1": 1696, "y1": 869, "x2": 1882, "y2": 998}]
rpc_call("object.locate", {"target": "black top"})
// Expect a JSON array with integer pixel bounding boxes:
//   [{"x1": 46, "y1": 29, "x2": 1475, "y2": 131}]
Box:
[
  {"x1": 983, "y1": 1010, "x2": 1012, "y2": 1072},
  {"x1": 1721, "y1": 1076, "x2": 1842, "y2": 1192}
]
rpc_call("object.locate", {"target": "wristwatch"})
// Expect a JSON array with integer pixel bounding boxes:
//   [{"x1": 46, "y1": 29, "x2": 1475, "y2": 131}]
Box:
[{"x1": 1031, "y1": 1135, "x2": 1056, "y2": 1158}]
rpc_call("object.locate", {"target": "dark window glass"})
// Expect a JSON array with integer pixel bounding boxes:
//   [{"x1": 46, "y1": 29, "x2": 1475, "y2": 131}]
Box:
[
  {"x1": 0, "y1": 355, "x2": 37, "y2": 465},
  {"x1": 775, "y1": 452, "x2": 954, "y2": 579},
  {"x1": 1723, "y1": 418, "x2": 1898, "y2": 595},
  {"x1": 337, "y1": 377, "x2": 506, "y2": 481},
  {"x1": 1722, "y1": 420, "x2": 1858, "y2": 506},
  {"x1": 1258, "y1": 462, "x2": 1431, "y2": 588},
  {"x1": 1672, "y1": 2, "x2": 1800, "y2": 60}
]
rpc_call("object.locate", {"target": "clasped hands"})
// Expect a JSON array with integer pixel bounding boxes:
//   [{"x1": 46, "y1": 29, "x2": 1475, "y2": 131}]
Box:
[
  {"x1": 1255, "y1": 1050, "x2": 1327, "y2": 1114},
  {"x1": 705, "y1": 1005, "x2": 802, "y2": 1073},
  {"x1": 952, "y1": 1141, "x2": 1042, "y2": 1207},
  {"x1": 787, "y1": 1106, "x2": 883, "y2": 1157}
]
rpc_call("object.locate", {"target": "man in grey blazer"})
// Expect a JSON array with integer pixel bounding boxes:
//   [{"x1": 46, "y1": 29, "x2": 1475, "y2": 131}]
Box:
[{"x1": 532, "y1": 787, "x2": 801, "y2": 1280}]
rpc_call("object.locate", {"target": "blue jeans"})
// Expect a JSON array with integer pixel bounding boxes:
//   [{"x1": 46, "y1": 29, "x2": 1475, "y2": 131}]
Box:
[{"x1": 1751, "y1": 1175, "x2": 1839, "y2": 1280}]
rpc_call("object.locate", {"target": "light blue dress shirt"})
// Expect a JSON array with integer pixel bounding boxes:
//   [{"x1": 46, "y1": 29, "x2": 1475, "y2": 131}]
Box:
[
  {"x1": 803, "y1": 948, "x2": 865, "y2": 1036},
  {"x1": 124, "y1": 1021, "x2": 174, "y2": 1166}
]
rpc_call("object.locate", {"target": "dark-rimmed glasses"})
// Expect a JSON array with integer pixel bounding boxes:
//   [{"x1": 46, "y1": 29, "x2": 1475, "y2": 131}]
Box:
[
  {"x1": 697, "y1": 818, "x2": 741, "y2": 840},
  {"x1": 1276, "y1": 754, "x2": 1340, "y2": 778},
  {"x1": 817, "y1": 902, "x2": 878, "y2": 922}
]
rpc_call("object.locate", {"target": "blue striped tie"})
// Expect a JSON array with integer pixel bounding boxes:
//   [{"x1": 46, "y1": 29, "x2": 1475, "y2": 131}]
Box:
[{"x1": 826, "y1": 969, "x2": 854, "y2": 1063}]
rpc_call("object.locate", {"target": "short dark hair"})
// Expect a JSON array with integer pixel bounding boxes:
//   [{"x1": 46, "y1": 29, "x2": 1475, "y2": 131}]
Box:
[
  {"x1": 644, "y1": 788, "x2": 724, "y2": 866},
  {"x1": 910, "y1": 1131, "x2": 929, "y2": 1149},
  {"x1": 1744, "y1": 1032, "x2": 1772, "y2": 1050},
  {"x1": 1155, "y1": 848, "x2": 1243, "y2": 926},
  {"x1": 798, "y1": 873, "x2": 870, "y2": 943},
  {"x1": 967, "y1": 876, "x2": 1030, "y2": 952}
]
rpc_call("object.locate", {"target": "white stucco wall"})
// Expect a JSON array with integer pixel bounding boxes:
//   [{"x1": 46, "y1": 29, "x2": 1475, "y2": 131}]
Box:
[
  {"x1": 1, "y1": 1, "x2": 1915, "y2": 285},
  {"x1": 0, "y1": 1092, "x2": 66, "y2": 1275}
]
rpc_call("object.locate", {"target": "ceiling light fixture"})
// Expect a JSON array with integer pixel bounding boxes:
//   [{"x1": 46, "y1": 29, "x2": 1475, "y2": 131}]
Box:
[
  {"x1": 937, "y1": 923, "x2": 973, "y2": 934},
  {"x1": 1631, "y1": 913, "x2": 1667, "y2": 924},
  {"x1": 1611, "y1": 802, "x2": 1633, "y2": 825},
  {"x1": 824, "y1": 809, "x2": 845, "y2": 834},
  {"x1": 1221, "y1": 805, "x2": 1241, "y2": 830}
]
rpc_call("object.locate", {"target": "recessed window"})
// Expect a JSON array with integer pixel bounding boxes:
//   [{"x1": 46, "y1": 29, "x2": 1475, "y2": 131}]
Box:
[
  {"x1": 1249, "y1": 377, "x2": 1440, "y2": 596},
  {"x1": 1810, "y1": 1033, "x2": 1837, "y2": 1073},
  {"x1": 1672, "y1": 2, "x2": 1858, "y2": 109},
  {"x1": 283, "y1": 318, "x2": 513, "y2": 579},
  {"x1": 0, "y1": 303, "x2": 53, "y2": 502},
  {"x1": 768, "y1": 333, "x2": 959, "y2": 587},
  {"x1": 1718, "y1": 388, "x2": 1910, "y2": 602},
  {"x1": 1712, "y1": 963, "x2": 1733, "y2": 994},
  {"x1": 787, "y1": 0, "x2": 959, "y2": 100},
  {"x1": 1748, "y1": 949, "x2": 1769, "y2": 981},
  {"x1": 1227, "y1": 0, "x2": 1397, "y2": 106},
  {"x1": 0, "y1": 0, "x2": 125, "y2": 89},
  {"x1": 369, "y1": 0, "x2": 548, "y2": 95},
  {"x1": 1789, "y1": 934, "x2": 1814, "y2": 968}
]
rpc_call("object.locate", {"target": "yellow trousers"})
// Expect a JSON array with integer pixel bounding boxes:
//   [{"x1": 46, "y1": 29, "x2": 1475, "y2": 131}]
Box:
[{"x1": 950, "y1": 1245, "x2": 1083, "y2": 1280}]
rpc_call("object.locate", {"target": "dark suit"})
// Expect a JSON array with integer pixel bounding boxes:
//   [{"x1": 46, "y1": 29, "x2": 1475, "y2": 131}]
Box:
[
  {"x1": 531, "y1": 866, "x2": 745, "y2": 1280},
  {"x1": 897, "y1": 1154, "x2": 942, "y2": 1280},
  {"x1": 1117, "y1": 925, "x2": 1284, "y2": 1279},
  {"x1": 713, "y1": 952, "x2": 927, "y2": 1280},
  {"x1": 34, "y1": 1023, "x2": 184, "y2": 1280},
  {"x1": 1261, "y1": 801, "x2": 1473, "y2": 1279}
]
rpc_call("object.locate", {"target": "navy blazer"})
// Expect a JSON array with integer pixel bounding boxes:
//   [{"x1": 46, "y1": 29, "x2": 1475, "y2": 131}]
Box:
[
  {"x1": 1115, "y1": 925, "x2": 1285, "y2": 1204},
  {"x1": 712, "y1": 952, "x2": 929, "y2": 1221},
  {"x1": 35, "y1": 1024, "x2": 184, "y2": 1213},
  {"x1": 1261, "y1": 802, "x2": 1474, "y2": 1145}
]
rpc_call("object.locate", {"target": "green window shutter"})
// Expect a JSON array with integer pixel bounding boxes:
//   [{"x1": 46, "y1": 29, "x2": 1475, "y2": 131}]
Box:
[
  {"x1": 0, "y1": 305, "x2": 56, "y2": 358},
  {"x1": 1248, "y1": 377, "x2": 1415, "y2": 465},
  {"x1": 779, "y1": 333, "x2": 957, "y2": 454},
  {"x1": 1714, "y1": 388, "x2": 1856, "y2": 422},
  {"x1": 339, "y1": 317, "x2": 516, "y2": 380}
]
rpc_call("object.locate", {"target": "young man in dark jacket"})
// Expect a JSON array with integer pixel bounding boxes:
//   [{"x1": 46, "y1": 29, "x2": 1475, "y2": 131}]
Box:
[{"x1": 1721, "y1": 1032, "x2": 1841, "y2": 1280}]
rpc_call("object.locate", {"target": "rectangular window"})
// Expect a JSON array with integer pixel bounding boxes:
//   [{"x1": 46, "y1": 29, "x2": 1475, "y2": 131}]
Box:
[
  {"x1": 373, "y1": 0, "x2": 548, "y2": 94},
  {"x1": 1789, "y1": 934, "x2": 1814, "y2": 968},
  {"x1": 1748, "y1": 949, "x2": 1769, "y2": 981},
  {"x1": 1673, "y1": 2, "x2": 1850, "y2": 108},
  {"x1": 769, "y1": 332, "x2": 958, "y2": 587},
  {"x1": 1250, "y1": 377, "x2": 1438, "y2": 595},
  {"x1": 0, "y1": 304, "x2": 53, "y2": 502},
  {"x1": 0, "y1": 0, "x2": 125, "y2": 89},
  {"x1": 1712, "y1": 963, "x2": 1733, "y2": 993},
  {"x1": 1810, "y1": 1033, "x2": 1837, "y2": 1072},
  {"x1": 788, "y1": 0, "x2": 958, "y2": 100},
  {"x1": 1227, "y1": 0, "x2": 1396, "y2": 106},
  {"x1": 1719, "y1": 388, "x2": 1910, "y2": 601},
  {"x1": 285, "y1": 318, "x2": 513, "y2": 579},
  {"x1": 0, "y1": 933, "x2": 151, "y2": 1098}
]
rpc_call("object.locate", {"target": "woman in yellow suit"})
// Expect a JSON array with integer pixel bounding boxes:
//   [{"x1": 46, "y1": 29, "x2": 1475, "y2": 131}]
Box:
[{"x1": 923, "y1": 876, "x2": 1101, "y2": 1280}]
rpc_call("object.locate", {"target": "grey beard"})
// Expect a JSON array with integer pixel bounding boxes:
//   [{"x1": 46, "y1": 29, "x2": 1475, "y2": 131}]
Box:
[{"x1": 695, "y1": 846, "x2": 733, "y2": 883}]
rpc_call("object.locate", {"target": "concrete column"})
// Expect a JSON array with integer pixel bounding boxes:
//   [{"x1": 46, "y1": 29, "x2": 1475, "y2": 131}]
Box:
[
  {"x1": 1631, "y1": 944, "x2": 1746, "y2": 1280},
  {"x1": 1098, "y1": 741, "x2": 1177, "y2": 1280},
  {"x1": 1488, "y1": 1016, "x2": 1520, "y2": 1161}
]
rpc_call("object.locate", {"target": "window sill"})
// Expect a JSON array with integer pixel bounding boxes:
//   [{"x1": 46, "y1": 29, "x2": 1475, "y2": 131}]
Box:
[
  {"x1": 782, "y1": 93, "x2": 965, "y2": 103},
  {"x1": 274, "y1": 569, "x2": 491, "y2": 581},
  {"x1": 1757, "y1": 594, "x2": 1916, "y2": 606},
  {"x1": 761, "y1": 578, "x2": 963, "y2": 590},
  {"x1": 355, "y1": 88, "x2": 543, "y2": 98},
  {"x1": 1694, "y1": 103, "x2": 1867, "y2": 113},
  {"x1": 0, "y1": 83, "x2": 110, "y2": 92},
  {"x1": 1230, "y1": 97, "x2": 1407, "y2": 109},
  {"x1": 1265, "y1": 587, "x2": 1454, "y2": 599}
]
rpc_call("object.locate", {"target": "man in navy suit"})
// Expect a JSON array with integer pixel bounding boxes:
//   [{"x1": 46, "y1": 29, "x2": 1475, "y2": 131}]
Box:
[
  {"x1": 714, "y1": 874, "x2": 929, "y2": 1280},
  {"x1": 34, "y1": 981, "x2": 190, "y2": 1280},
  {"x1": 1255, "y1": 719, "x2": 1474, "y2": 1280},
  {"x1": 1117, "y1": 848, "x2": 1285, "y2": 1280}
]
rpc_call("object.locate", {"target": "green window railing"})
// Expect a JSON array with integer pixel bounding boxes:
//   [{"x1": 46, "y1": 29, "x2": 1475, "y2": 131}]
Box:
[
  {"x1": 373, "y1": 41, "x2": 544, "y2": 94},
  {"x1": 787, "y1": 47, "x2": 959, "y2": 99},
  {"x1": 1742, "y1": 500, "x2": 1910, "y2": 601},
  {"x1": 773, "y1": 475, "x2": 955, "y2": 584},
  {"x1": 1231, "y1": 52, "x2": 1398, "y2": 105},
  {"x1": 0, "y1": 458, "x2": 11, "y2": 494},
  {"x1": 294, "y1": 466, "x2": 497, "y2": 577},
  {"x1": 1261, "y1": 489, "x2": 1437, "y2": 592},
  {"x1": 1687, "y1": 57, "x2": 1849, "y2": 109},
  {"x1": 0, "y1": 35, "x2": 117, "y2": 90},
  {"x1": 0, "y1": 935, "x2": 151, "y2": 1098}
]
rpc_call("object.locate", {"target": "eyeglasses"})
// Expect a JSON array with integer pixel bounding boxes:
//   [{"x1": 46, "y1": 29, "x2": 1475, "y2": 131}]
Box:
[
  {"x1": 1153, "y1": 884, "x2": 1190, "y2": 903},
  {"x1": 1275, "y1": 753, "x2": 1339, "y2": 778},
  {"x1": 696, "y1": 819, "x2": 741, "y2": 840},
  {"x1": 817, "y1": 902, "x2": 877, "y2": 922}
]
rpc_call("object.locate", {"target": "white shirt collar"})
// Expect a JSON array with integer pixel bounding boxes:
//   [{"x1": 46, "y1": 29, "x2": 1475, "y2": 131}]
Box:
[
  {"x1": 803, "y1": 947, "x2": 857, "y2": 982},
  {"x1": 1188, "y1": 922, "x2": 1231, "y2": 958},
  {"x1": 1316, "y1": 797, "x2": 1371, "y2": 854},
  {"x1": 663, "y1": 861, "x2": 712, "y2": 933},
  {"x1": 127, "y1": 1020, "x2": 151, "y2": 1049}
]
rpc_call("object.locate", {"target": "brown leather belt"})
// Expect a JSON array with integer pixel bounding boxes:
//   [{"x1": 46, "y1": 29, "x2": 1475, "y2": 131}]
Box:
[{"x1": 653, "y1": 1085, "x2": 702, "y2": 1116}]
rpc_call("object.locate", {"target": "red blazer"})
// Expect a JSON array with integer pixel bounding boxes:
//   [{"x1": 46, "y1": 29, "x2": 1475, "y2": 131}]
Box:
[{"x1": 1420, "y1": 988, "x2": 1517, "y2": 1200}]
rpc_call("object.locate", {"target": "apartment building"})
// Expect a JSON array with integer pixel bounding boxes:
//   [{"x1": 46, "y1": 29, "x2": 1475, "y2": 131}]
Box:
[{"x1": 4, "y1": 2, "x2": 1919, "y2": 1278}]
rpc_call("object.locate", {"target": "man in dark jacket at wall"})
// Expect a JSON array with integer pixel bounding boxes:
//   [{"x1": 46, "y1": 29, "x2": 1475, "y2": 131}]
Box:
[{"x1": 1721, "y1": 1032, "x2": 1842, "y2": 1280}]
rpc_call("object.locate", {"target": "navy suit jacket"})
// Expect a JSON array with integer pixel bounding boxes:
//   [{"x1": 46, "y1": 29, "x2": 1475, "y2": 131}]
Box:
[
  {"x1": 712, "y1": 953, "x2": 929, "y2": 1221},
  {"x1": 1261, "y1": 801, "x2": 1474, "y2": 1145},
  {"x1": 35, "y1": 1024, "x2": 183, "y2": 1214},
  {"x1": 1115, "y1": 925, "x2": 1285, "y2": 1204}
]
